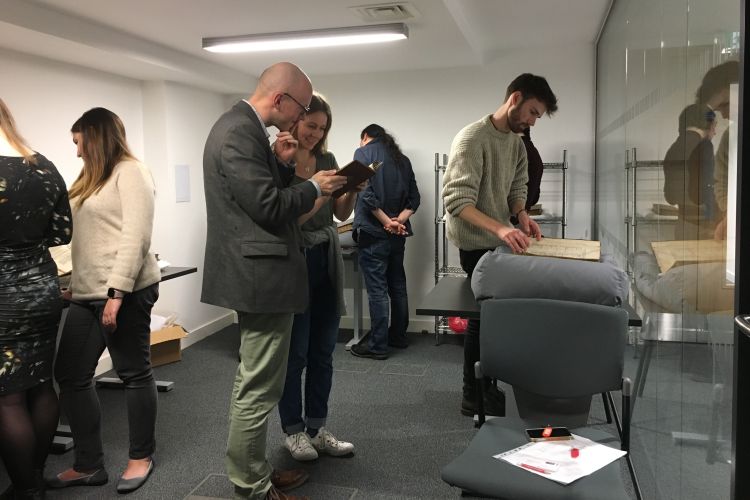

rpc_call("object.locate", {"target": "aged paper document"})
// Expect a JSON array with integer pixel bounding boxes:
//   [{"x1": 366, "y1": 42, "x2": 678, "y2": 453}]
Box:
[
  {"x1": 49, "y1": 244, "x2": 72, "y2": 276},
  {"x1": 650, "y1": 239, "x2": 725, "y2": 273},
  {"x1": 524, "y1": 238, "x2": 600, "y2": 261}
]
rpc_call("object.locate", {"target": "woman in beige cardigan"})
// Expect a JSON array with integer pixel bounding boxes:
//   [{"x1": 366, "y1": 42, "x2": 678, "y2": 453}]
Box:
[{"x1": 49, "y1": 108, "x2": 160, "y2": 494}]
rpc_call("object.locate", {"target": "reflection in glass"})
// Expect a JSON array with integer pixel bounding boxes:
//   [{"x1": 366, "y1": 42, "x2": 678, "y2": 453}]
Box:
[{"x1": 596, "y1": 1, "x2": 739, "y2": 498}]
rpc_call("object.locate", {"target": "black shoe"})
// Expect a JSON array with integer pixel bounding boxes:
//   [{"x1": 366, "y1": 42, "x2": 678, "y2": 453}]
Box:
[
  {"x1": 46, "y1": 468, "x2": 108, "y2": 489},
  {"x1": 116, "y1": 459, "x2": 154, "y2": 493},
  {"x1": 387, "y1": 337, "x2": 409, "y2": 349},
  {"x1": 351, "y1": 344, "x2": 388, "y2": 360},
  {"x1": 461, "y1": 385, "x2": 506, "y2": 417}
]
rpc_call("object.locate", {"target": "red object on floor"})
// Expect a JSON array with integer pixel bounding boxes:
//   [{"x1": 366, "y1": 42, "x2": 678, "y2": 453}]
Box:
[{"x1": 448, "y1": 316, "x2": 468, "y2": 333}]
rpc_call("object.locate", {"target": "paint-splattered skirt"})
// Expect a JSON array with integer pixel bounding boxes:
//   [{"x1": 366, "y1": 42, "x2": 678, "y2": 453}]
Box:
[{"x1": 0, "y1": 244, "x2": 62, "y2": 394}]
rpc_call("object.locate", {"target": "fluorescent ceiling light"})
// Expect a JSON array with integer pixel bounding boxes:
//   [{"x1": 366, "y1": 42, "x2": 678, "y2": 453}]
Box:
[{"x1": 203, "y1": 23, "x2": 408, "y2": 53}]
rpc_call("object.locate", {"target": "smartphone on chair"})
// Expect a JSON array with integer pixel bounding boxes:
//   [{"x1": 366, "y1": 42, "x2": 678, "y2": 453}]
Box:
[{"x1": 525, "y1": 426, "x2": 573, "y2": 442}]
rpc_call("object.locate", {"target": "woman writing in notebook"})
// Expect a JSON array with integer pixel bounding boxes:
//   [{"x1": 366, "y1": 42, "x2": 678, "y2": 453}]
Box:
[{"x1": 274, "y1": 93, "x2": 360, "y2": 462}]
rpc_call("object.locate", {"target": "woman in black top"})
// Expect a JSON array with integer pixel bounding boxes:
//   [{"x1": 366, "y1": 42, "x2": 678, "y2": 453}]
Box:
[{"x1": 0, "y1": 98, "x2": 72, "y2": 499}]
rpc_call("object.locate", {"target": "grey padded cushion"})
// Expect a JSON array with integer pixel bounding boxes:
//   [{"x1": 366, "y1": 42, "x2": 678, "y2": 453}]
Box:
[
  {"x1": 441, "y1": 418, "x2": 630, "y2": 500},
  {"x1": 471, "y1": 248, "x2": 629, "y2": 306}
]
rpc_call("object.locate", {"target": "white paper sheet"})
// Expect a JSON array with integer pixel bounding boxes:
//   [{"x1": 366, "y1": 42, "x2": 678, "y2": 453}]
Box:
[{"x1": 495, "y1": 434, "x2": 627, "y2": 485}]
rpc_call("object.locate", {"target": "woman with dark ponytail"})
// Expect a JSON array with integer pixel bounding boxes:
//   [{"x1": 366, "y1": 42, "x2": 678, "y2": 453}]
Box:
[{"x1": 350, "y1": 124, "x2": 420, "y2": 359}]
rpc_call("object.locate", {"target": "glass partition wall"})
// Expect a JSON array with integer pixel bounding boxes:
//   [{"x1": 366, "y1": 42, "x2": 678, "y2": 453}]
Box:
[{"x1": 596, "y1": 0, "x2": 740, "y2": 498}]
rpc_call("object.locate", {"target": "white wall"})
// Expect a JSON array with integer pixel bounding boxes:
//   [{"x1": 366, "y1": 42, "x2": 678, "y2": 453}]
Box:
[
  {"x1": 143, "y1": 81, "x2": 236, "y2": 341},
  {"x1": 0, "y1": 49, "x2": 234, "y2": 342},
  {"x1": 1, "y1": 43, "x2": 597, "y2": 337},
  {"x1": 0, "y1": 48, "x2": 144, "y2": 183},
  {"x1": 312, "y1": 43, "x2": 596, "y2": 331}
]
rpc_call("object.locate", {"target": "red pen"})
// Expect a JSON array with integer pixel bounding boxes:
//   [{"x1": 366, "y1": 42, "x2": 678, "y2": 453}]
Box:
[{"x1": 520, "y1": 463, "x2": 551, "y2": 474}]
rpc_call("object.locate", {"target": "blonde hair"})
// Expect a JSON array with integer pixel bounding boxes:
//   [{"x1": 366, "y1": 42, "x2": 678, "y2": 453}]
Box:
[
  {"x1": 69, "y1": 107, "x2": 136, "y2": 207},
  {"x1": 0, "y1": 98, "x2": 37, "y2": 165}
]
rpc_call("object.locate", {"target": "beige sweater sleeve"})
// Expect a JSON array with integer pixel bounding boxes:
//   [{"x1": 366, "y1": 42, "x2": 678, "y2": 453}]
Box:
[
  {"x1": 106, "y1": 162, "x2": 156, "y2": 292},
  {"x1": 443, "y1": 132, "x2": 483, "y2": 216}
]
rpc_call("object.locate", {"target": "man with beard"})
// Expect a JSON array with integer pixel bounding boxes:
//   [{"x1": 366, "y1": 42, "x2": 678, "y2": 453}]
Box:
[{"x1": 442, "y1": 73, "x2": 557, "y2": 417}]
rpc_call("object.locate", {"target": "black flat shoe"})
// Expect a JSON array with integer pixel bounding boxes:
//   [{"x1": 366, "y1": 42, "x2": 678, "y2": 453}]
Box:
[
  {"x1": 116, "y1": 459, "x2": 154, "y2": 494},
  {"x1": 46, "y1": 468, "x2": 108, "y2": 488},
  {"x1": 350, "y1": 344, "x2": 388, "y2": 360}
]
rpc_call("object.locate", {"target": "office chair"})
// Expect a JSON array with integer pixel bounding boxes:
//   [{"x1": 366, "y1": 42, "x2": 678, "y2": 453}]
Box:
[{"x1": 442, "y1": 298, "x2": 642, "y2": 500}]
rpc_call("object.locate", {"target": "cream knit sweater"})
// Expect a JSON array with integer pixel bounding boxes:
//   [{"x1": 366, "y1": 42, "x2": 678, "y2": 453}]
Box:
[
  {"x1": 70, "y1": 159, "x2": 160, "y2": 300},
  {"x1": 442, "y1": 115, "x2": 528, "y2": 251}
]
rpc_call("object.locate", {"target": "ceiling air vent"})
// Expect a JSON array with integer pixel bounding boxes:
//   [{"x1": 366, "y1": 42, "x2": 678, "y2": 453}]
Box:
[{"x1": 350, "y1": 2, "x2": 419, "y2": 22}]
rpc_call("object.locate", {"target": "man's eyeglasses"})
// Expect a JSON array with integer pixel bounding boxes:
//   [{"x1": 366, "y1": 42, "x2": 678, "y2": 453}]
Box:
[{"x1": 283, "y1": 93, "x2": 310, "y2": 114}]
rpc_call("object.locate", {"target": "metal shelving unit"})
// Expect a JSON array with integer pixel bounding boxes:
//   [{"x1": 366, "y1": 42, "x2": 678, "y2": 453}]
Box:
[
  {"x1": 624, "y1": 147, "x2": 672, "y2": 278},
  {"x1": 434, "y1": 153, "x2": 465, "y2": 344},
  {"x1": 534, "y1": 149, "x2": 568, "y2": 238}
]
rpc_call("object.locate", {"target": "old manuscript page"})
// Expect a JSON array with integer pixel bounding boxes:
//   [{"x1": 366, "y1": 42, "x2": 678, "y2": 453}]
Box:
[
  {"x1": 650, "y1": 240, "x2": 725, "y2": 273},
  {"x1": 524, "y1": 238, "x2": 600, "y2": 261},
  {"x1": 49, "y1": 244, "x2": 72, "y2": 276}
]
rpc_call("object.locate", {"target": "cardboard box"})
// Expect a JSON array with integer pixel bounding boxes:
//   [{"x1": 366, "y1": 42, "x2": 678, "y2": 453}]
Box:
[{"x1": 150, "y1": 325, "x2": 187, "y2": 367}]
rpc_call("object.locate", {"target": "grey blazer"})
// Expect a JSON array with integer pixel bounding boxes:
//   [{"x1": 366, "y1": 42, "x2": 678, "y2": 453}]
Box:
[{"x1": 201, "y1": 101, "x2": 318, "y2": 313}]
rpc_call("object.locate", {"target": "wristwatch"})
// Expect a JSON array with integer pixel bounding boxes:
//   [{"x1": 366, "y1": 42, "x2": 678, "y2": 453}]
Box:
[{"x1": 107, "y1": 288, "x2": 125, "y2": 299}]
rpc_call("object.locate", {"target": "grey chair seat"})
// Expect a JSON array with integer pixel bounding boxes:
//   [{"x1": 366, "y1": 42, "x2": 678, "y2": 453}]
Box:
[{"x1": 442, "y1": 418, "x2": 630, "y2": 500}]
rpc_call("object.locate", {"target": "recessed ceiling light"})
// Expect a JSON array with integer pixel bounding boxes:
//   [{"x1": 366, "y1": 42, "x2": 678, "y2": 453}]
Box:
[{"x1": 203, "y1": 23, "x2": 408, "y2": 53}]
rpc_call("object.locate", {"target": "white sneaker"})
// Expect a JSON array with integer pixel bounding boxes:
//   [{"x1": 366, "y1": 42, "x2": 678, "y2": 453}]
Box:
[
  {"x1": 309, "y1": 428, "x2": 355, "y2": 456},
  {"x1": 285, "y1": 432, "x2": 318, "y2": 461}
]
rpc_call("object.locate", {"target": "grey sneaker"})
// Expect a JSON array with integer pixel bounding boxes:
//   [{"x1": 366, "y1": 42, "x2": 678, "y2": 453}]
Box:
[
  {"x1": 284, "y1": 432, "x2": 318, "y2": 461},
  {"x1": 309, "y1": 428, "x2": 354, "y2": 456}
]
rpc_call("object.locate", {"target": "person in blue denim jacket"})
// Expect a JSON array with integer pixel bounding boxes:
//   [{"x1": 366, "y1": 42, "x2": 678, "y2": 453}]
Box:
[{"x1": 350, "y1": 124, "x2": 420, "y2": 359}]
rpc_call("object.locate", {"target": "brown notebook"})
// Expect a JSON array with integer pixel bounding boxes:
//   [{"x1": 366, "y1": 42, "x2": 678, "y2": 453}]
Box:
[{"x1": 332, "y1": 160, "x2": 382, "y2": 198}]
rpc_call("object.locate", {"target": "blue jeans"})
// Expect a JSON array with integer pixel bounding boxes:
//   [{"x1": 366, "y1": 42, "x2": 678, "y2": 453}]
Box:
[
  {"x1": 358, "y1": 235, "x2": 409, "y2": 354},
  {"x1": 278, "y1": 243, "x2": 340, "y2": 434}
]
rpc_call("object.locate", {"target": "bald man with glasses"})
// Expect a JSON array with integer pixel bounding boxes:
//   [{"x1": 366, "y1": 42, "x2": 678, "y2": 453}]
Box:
[{"x1": 202, "y1": 62, "x2": 346, "y2": 500}]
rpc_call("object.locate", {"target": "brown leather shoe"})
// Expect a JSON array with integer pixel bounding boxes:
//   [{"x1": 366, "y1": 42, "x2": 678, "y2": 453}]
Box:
[
  {"x1": 270, "y1": 469, "x2": 309, "y2": 492},
  {"x1": 266, "y1": 485, "x2": 310, "y2": 500}
]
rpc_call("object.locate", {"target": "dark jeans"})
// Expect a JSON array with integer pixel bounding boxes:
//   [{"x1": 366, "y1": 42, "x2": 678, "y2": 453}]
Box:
[
  {"x1": 358, "y1": 234, "x2": 409, "y2": 354},
  {"x1": 278, "y1": 243, "x2": 340, "y2": 434},
  {"x1": 459, "y1": 249, "x2": 492, "y2": 395},
  {"x1": 55, "y1": 284, "x2": 159, "y2": 470}
]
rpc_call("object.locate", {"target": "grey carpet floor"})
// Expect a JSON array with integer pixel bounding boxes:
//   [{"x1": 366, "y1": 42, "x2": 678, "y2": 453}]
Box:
[{"x1": 0, "y1": 325, "x2": 733, "y2": 499}]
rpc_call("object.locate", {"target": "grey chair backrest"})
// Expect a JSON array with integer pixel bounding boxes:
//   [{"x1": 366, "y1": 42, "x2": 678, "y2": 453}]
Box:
[{"x1": 480, "y1": 298, "x2": 628, "y2": 399}]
